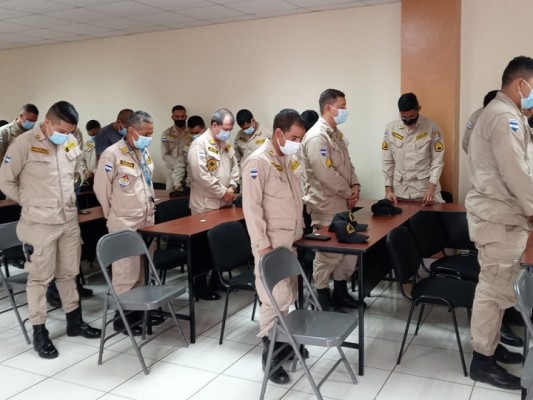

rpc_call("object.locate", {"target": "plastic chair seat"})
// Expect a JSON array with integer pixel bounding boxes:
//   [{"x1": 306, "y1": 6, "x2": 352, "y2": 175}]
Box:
[
  {"x1": 412, "y1": 277, "x2": 476, "y2": 308},
  {"x1": 226, "y1": 269, "x2": 255, "y2": 288},
  {"x1": 108, "y1": 285, "x2": 186, "y2": 311},
  {"x1": 430, "y1": 255, "x2": 480, "y2": 282}
]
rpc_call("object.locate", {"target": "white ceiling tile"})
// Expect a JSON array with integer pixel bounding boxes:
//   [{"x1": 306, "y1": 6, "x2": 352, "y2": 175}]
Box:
[
  {"x1": 364, "y1": 0, "x2": 400, "y2": 5},
  {"x1": 134, "y1": 0, "x2": 213, "y2": 11},
  {"x1": 1, "y1": 32, "x2": 41, "y2": 42},
  {"x1": 178, "y1": 5, "x2": 245, "y2": 20},
  {"x1": 7, "y1": 14, "x2": 74, "y2": 28},
  {"x1": 88, "y1": 1, "x2": 167, "y2": 17},
  {"x1": 228, "y1": 0, "x2": 297, "y2": 14},
  {"x1": 309, "y1": 2, "x2": 369, "y2": 11},
  {"x1": 49, "y1": 0, "x2": 120, "y2": 6},
  {"x1": 287, "y1": 0, "x2": 358, "y2": 7},
  {"x1": 0, "y1": 20, "x2": 33, "y2": 33},
  {"x1": 89, "y1": 17, "x2": 153, "y2": 30},
  {"x1": 132, "y1": 12, "x2": 195, "y2": 25},
  {"x1": 20, "y1": 28, "x2": 77, "y2": 39},
  {"x1": 0, "y1": 0, "x2": 74, "y2": 13},
  {"x1": 44, "y1": 7, "x2": 117, "y2": 22},
  {"x1": 0, "y1": 7, "x2": 29, "y2": 19},
  {"x1": 53, "y1": 22, "x2": 114, "y2": 34},
  {"x1": 255, "y1": 8, "x2": 309, "y2": 18}
]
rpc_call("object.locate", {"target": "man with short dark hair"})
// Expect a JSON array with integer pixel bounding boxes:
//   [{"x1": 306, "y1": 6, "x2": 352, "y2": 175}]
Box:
[
  {"x1": 466, "y1": 56, "x2": 533, "y2": 389},
  {"x1": 0, "y1": 103, "x2": 39, "y2": 160},
  {"x1": 161, "y1": 105, "x2": 191, "y2": 190},
  {"x1": 462, "y1": 90, "x2": 499, "y2": 154},
  {"x1": 95, "y1": 109, "x2": 133, "y2": 159},
  {"x1": 302, "y1": 89, "x2": 362, "y2": 311},
  {"x1": 234, "y1": 109, "x2": 271, "y2": 164},
  {"x1": 0, "y1": 101, "x2": 101, "y2": 359},
  {"x1": 83, "y1": 119, "x2": 101, "y2": 175},
  {"x1": 382, "y1": 93, "x2": 445, "y2": 204},
  {"x1": 243, "y1": 109, "x2": 306, "y2": 385}
]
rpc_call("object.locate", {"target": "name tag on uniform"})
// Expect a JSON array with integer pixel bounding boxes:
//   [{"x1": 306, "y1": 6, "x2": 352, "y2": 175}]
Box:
[
  {"x1": 31, "y1": 146, "x2": 49, "y2": 154},
  {"x1": 392, "y1": 132, "x2": 404, "y2": 141},
  {"x1": 416, "y1": 132, "x2": 428, "y2": 141},
  {"x1": 208, "y1": 146, "x2": 219, "y2": 154},
  {"x1": 239, "y1": 137, "x2": 248, "y2": 143},
  {"x1": 65, "y1": 141, "x2": 76, "y2": 152},
  {"x1": 290, "y1": 159, "x2": 299, "y2": 170},
  {"x1": 120, "y1": 160, "x2": 135, "y2": 168},
  {"x1": 255, "y1": 139, "x2": 265, "y2": 145},
  {"x1": 86, "y1": 141, "x2": 94, "y2": 150}
]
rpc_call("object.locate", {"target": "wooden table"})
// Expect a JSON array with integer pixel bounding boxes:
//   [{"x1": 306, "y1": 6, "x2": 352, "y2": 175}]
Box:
[
  {"x1": 138, "y1": 206, "x2": 245, "y2": 343},
  {"x1": 294, "y1": 200, "x2": 468, "y2": 376}
]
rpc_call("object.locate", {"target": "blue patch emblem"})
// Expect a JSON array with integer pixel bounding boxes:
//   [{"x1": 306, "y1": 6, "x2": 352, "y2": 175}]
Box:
[
  {"x1": 3, "y1": 155, "x2": 11, "y2": 164},
  {"x1": 466, "y1": 121, "x2": 473, "y2": 130},
  {"x1": 509, "y1": 119, "x2": 519, "y2": 132},
  {"x1": 320, "y1": 147, "x2": 327, "y2": 157},
  {"x1": 161, "y1": 137, "x2": 168, "y2": 142},
  {"x1": 250, "y1": 168, "x2": 258, "y2": 180},
  {"x1": 104, "y1": 162, "x2": 113, "y2": 172}
]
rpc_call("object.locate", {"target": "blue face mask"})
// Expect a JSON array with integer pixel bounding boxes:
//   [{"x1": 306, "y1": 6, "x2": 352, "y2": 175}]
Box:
[
  {"x1": 216, "y1": 129, "x2": 231, "y2": 141},
  {"x1": 134, "y1": 134, "x2": 152, "y2": 150},
  {"x1": 22, "y1": 120, "x2": 35, "y2": 130},
  {"x1": 191, "y1": 134, "x2": 201, "y2": 141},
  {"x1": 243, "y1": 124, "x2": 255, "y2": 135},
  {"x1": 333, "y1": 108, "x2": 348, "y2": 125},
  {"x1": 49, "y1": 131, "x2": 69, "y2": 145},
  {"x1": 520, "y1": 80, "x2": 533, "y2": 110},
  {"x1": 118, "y1": 127, "x2": 127, "y2": 136}
]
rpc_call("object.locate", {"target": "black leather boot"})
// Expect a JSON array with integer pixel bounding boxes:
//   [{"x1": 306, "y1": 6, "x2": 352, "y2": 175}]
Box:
[
  {"x1": 470, "y1": 351, "x2": 521, "y2": 389},
  {"x1": 261, "y1": 337, "x2": 290, "y2": 385},
  {"x1": 33, "y1": 324, "x2": 58, "y2": 359},
  {"x1": 113, "y1": 311, "x2": 143, "y2": 336},
  {"x1": 331, "y1": 280, "x2": 367, "y2": 310},
  {"x1": 494, "y1": 343, "x2": 523, "y2": 364},
  {"x1": 66, "y1": 307, "x2": 101, "y2": 339},
  {"x1": 316, "y1": 287, "x2": 335, "y2": 311},
  {"x1": 500, "y1": 323, "x2": 523, "y2": 347}
]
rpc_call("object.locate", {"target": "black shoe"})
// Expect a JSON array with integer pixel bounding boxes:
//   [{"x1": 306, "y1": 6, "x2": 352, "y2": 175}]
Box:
[
  {"x1": 262, "y1": 337, "x2": 290, "y2": 385},
  {"x1": 194, "y1": 290, "x2": 221, "y2": 301},
  {"x1": 113, "y1": 311, "x2": 143, "y2": 336},
  {"x1": 470, "y1": 351, "x2": 521, "y2": 390},
  {"x1": 494, "y1": 344, "x2": 523, "y2": 364},
  {"x1": 66, "y1": 308, "x2": 101, "y2": 339},
  {"x1": 502, "y1": 307, "x2": 525, "y2": 327},
  {"x1": 46, "y1": 285, "x2": 62, "y2": 308},
  {"x1": 331, "y1": 280, "x2": 367, "y2": 310},
  {"x1": 500, "y1": 323, "x2": 524, "y2": 347},
  {"x1": 33, "y1": 325, "x2": 58, "y2": 359},
  {"x1": 79, "y1": 287, "x2": 94, "y2": 298},
  {"x1": 316, "y1": 287, "x2": 335, "y2": 311},
  {"x1": 276, "y1": 343, "x2": 310, "y2": 361}
]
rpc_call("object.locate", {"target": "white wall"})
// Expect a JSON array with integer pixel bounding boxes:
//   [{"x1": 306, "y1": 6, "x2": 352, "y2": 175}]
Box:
[
  {"x1": 0, "y1": 4, "x2": 401, "y2": 199},
  {"x1": 459, "y1": 0, "x2": 533, "y2": 200}
]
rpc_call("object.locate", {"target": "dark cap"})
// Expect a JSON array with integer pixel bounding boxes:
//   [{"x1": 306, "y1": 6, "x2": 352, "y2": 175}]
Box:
[
  {"x1": 371, "y1": 199, "x2": 403, "y2": 216},
  {"x1": 328, "y1": 211, "x2": 368, "y2": 232},
  {"x1": 331, "y1": 220, "x2": 369, "y2": 244}
]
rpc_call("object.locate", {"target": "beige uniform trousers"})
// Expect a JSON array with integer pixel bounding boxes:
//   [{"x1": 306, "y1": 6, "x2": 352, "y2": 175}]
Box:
[
  {"x1": 253, "y1": 230, "x2": 298, "y2": 338},
  {"x1": 312, "y1": 221, "x2": 357, "y2": 289},
  {"x1": 470, "y1": 226, "x2": 528, "y2": 356},
  {"x1": 17, "y1": 217, "x2": 81, "y2": 325}
]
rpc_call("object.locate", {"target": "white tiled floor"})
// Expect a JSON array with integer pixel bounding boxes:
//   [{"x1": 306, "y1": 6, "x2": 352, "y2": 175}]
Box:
[{"x1": 0, "y1": 267, "x2": 524, "y2": 400}]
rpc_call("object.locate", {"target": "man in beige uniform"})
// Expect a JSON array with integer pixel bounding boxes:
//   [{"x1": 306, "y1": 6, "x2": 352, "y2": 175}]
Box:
[
  {"x1": 466, "y1": 56, "x2": 533, "y2": 389},
  {"x1": 161, "y1": 105, "x2": 191, "y2": 190},
  {"x1": 243, "y1": 109, "x2": 306, "y2": 385},
  {"x1": 0, "y1": 103, "x2": 39, "y2": 161},
  {"x1": 0, "y1": 101, "x2": 100, "y2": 359},
  {"x1": 82, "y1": 120, "x2": 101, "y2": 183},
  {"x1": 94, "y1": 111, "x2": 155, "y2": 334},
  {"x1": 382, "y1": 93, "x2": 445, "y2": 204},
  {"x1": 302, "y1": 89, "x2": 362, "y2": 311},
  {"x1": 172, "y1": 115, "x2": 205, "y2": 193},
  {"x1": 234, "y1": 109, "x2": 272, "y2": 164},
  {"x1": 462, "y1": 90, "x2": 498, "y2": 154}
]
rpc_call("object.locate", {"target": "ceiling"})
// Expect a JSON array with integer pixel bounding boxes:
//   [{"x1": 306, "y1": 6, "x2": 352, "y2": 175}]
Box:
[{"x1": 0, "y1": 0, "x2": 399, "y2": 51}]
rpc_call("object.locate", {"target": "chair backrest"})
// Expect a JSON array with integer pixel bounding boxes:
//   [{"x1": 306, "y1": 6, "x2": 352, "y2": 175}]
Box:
[
  {"x1": 0, "y1": 205, "x2": 21, "y2": 224},
  {"x1": 514, "y1": 270, "x2": 533, "y2": 340},
  {"x1": 0, "y1": 221, "x2": 22, "y2": 252},
  {"x1": 259, "y1": 247, "x2": 303, "y2": 292},
  {"x1": 155, "y1": 198, "x2": 191, "y2": 224},
  {"x1": 441, "y1": 191, "x2": 454, "y2": 203},
  {"x1": 207, "y1": 221, "x2": 253, "y2": 273},
  {"x1": 408, "y1": 211, "x2": 447, "y2": 258},
  {"x1": 386, "y1": 226, "x2": 423, "y2": 284}
]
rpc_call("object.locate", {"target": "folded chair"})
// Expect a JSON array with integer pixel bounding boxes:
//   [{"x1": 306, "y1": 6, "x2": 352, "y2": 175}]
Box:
[
  {"x1": 386, "y1": 226, "x2": 476, "y2": 376},
  {"x1": 206, "y1": 221, "x2": 257, "y2": 344},
  {"x1": 259, "y1": 247, "x2": 358, "y2": 400},
  {"x1": 96, "y1": 230, "x2": 188, "y2": 375},
  {"x1": 513, "y1": 270, "x2": 533, "y2": 400},
  {"x1": 0, "y1": 221, "x2": 30, "y2": 344}
]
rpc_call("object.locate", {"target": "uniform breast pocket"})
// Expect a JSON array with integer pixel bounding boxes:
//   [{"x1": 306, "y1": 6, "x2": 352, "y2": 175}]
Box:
[
  {"x1": 27, "y1": 151, "x2": 52, "y2": 164},
  {"x1": 65, "y1": 146, "x2": 81, "y2": 161},
  {"x1": 116, "y1": 167, "x2": 140, "y2": 193}
]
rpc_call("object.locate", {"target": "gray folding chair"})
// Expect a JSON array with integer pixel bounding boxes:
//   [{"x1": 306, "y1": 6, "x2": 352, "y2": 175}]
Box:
[
  {"x1": 0, "y1": 221, "x2": 30, "y2": 344},
  {"x1": 259, "y1": 247, "x2": 358, "y2": 400},
  {"x1": 96, "y1": 230, "x2": 188, "y2": 375},
  {"x1": 513, "y1": 270, "x2": 533, "y2": 399}
]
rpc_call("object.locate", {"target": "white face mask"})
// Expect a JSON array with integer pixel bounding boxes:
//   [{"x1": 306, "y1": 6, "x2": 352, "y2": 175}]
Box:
[{"x1": 277, "y1": 135, "x2": 301, "y2": 155}]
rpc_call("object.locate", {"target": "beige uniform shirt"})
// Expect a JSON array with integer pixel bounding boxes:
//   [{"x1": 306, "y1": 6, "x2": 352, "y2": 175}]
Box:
[
  {"x1": 0, "y1": 120, "x2": 24, "y2": 161},
  {"x1": 242, "y1": 140, "x2": 303, "y2": 251},
  {"x1": 382, "y1": 115, "x2": 445, "y2": 199},
  {"x1": 83, "y1": 138, "x2": 97, "y2": 172},
  {"x1": 234, "y1": 123, "x2": 272, "y2": 164},
  {"x1": 171, "y1": 135, "x2": 193, "y2": 188},
  {"x1": 466, "y1": 91, "x2": 533, "y2": 231},
  {"x1": 188, "y1": 129, "x2": 240, "y2": 214},
  {"x1": 94, "y1": 138, "x2": 155, "y2": 230},
  {"x1": 160, "y1": 125, "x2": 191, "y2": 170},
  {"x1": 0, "y1": 126, "x2": 80, "y2": 224},
  {"x1": 302, "y1": 117, "x2": 359, "y2": 225},
  {"x1": 462, "y1": 107, "x2": 483, "y2": 154}
]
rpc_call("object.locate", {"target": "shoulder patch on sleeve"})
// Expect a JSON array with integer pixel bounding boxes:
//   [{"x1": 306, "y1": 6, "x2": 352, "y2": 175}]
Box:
[
  {"x1": 104, "y1": 162, "x2": 113, "y2": 172},
  {"x1": 382, "y1": 141, "x2": 388, "y2": 150},
  {"x1": 325, "y1": 158, "x2": 332, "y2": 168},
  {"x1": 466, "y1": 121, "x2": 473, "y2": 130},
  {"x1": 197, "y1": 149, "x2": 206, "y2": 158},
  {"x1": 509, "y1": 119, "x2": 519, "y2": 133},
  {"x1": 4, "y1": 154, "x2": 11, "y2": 164},
  {"x1": 434, "y1": 141, "x2": 444, "y2": 152},
  {"x1": 250, "y1": 167, "x2": 258, "y2": 180},
  {"x1": 320, "y1": 147, "x2": 327, "y2": 157}
]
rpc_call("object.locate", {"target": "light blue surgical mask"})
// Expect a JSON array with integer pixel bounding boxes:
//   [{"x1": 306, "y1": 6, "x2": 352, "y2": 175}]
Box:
[
  {"x1": 118, "y1": 127, "x2": 127, "y2": 136},
  {"x1": 243, "y1": 124, "x2": 255, "y2": 135},
  {"x1": 216, "y1": 129, "x2": 231, "y2": 141},
  {"x1": 49, "y1": 131, "x2": 69, "y2": 145},
  {"x1": 520, "y1": 80, "x2": 533, "y2": 110},
  {"x1": 134, "y1": 134, "x2": 152, "y2": 150},
  {"x1": 22, "y1": 120, "x2": 35, "y2": 130},
  {"x1": 333, "y1": 107, "x2": 348, "y2": 125},
  {"x1": 191, "y1": 134, "x2": 201, "y2": 141}
]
